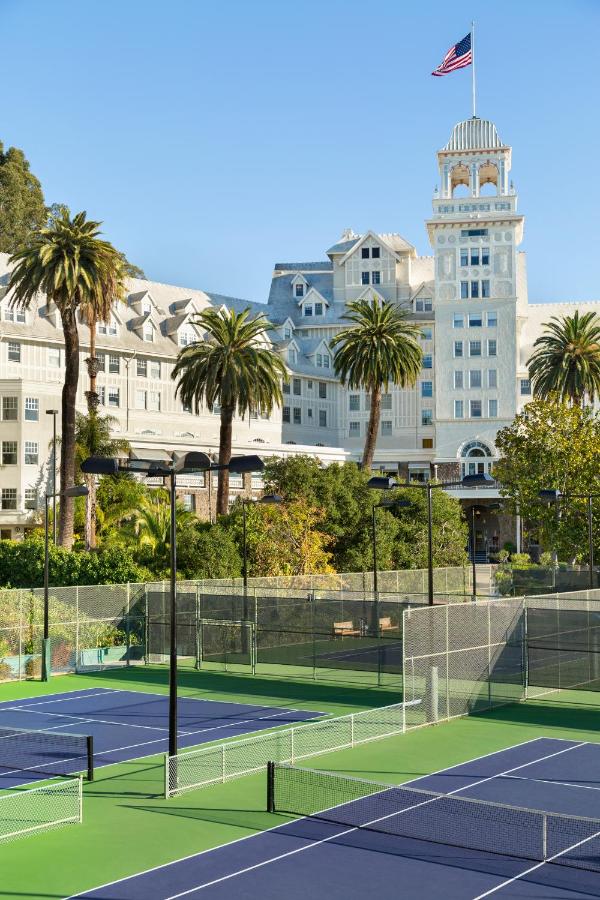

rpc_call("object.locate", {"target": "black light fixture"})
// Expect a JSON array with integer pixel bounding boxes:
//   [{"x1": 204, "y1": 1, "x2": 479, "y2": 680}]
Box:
[
  {"x1": 80, "y1": 451, "x2": 264, "y2": 758},
  {"x1": 43, "y1": 484, "x2": 89, "y2": 681}
]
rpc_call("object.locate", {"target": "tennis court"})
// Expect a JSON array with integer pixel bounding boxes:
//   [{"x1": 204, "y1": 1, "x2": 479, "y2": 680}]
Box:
[
  {"x1": 70, "y1": 736, "x2": 600, "y2": 899},
  {"x1": 0, "y1": 686, "x2": 323, "y2": 789}
]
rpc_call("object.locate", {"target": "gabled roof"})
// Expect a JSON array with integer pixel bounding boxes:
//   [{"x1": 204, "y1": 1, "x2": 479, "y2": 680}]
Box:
[
  {"x1": 326, "y1": 238, "x2": 360, "y2": 256},
  {"x1": 297, "y1": 286, "x2": 330, "y2": 308},
  {"x1": 338, "y1": 230, "x2": 415, "y2": 264},
  {"x1": 291, "y1": 273, "x2": 309, "y2": 285},
  {"x1": 273, "y1": 261, "x2": 333, "y2": 273}
]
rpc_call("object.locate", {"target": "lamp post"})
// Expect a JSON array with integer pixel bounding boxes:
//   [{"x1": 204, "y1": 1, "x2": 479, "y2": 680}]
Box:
[
  {"x1": 81, "y1": 451, "x2": 264, "y2": 759},
  {"x1": 46, "y1": 409, "x2": 59, "y2": 544},
  {"x1": 539, "y1": 489, "x2": 599, "y2": 589},
  {"x1": 43, "y1": 484, "x2": 89, "y2": 681},
  {"x1": 368, "y1": 472, "x2": 495, "y2": 605}
]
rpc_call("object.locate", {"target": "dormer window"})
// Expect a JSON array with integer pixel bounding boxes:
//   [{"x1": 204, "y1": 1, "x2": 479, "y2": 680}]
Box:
[
  {"x1": 361, "y1": 247, "x2": 370, "y2": 259},
  {"x1": 142, "y1": 301, "x2": 152, "y2": 315},
  {"x1": 314, "y1": 302, "x2": 323, "y2": 316},
  {"x1": 295, "y1": 284, "x2": 304, "y2": 298},
  {"x1": 284, "y1": 327, "x2": 291, "y2": 340},
  {"x1": 143, "y1": 323, "x2": 154, "y2": 342},
  {"x1": 303, "y1": 305, "x2": 313, "y2": 317},
  {"x1": 4, "y1": 308, "x2": 26, "y2": 324},
  {"x1": 372, "y1": 247, "x2": 380, "y2": 259},
  {"x1": 415, "y1": 298, "x2": 433, "y2": 312},
  {"x1": 288, "y1": 349, "x2": 297, "y2": 364},
  {"x1": 179, "y1": 326, "x2": 195, "y2": 347},
  {"x1": 98, "y1": 317, "x2": 118, "y2": 336}
]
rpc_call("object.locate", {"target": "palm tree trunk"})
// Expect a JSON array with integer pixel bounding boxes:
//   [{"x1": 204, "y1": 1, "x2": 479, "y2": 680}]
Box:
[
  {"x1": 362, "y1": 386, "x2": 382, "y2": 471},
  {"x1": 216, "y1": 405, "x2": 234, "y2": 516},
  {"x1": 59, "y1": 308, "x2": 80, "y2": 548},
  {"x1": 84, "y1": 314, "x2": 99, "y2": 550}
]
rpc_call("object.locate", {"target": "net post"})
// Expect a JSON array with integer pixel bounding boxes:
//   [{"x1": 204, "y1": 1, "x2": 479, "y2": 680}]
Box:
[
  {"x1": 86, "y1": 735, "x2": 94, "y2": 782},
  {"x1": 267, "y1": 760, "x2": 275, "y2": 813}
]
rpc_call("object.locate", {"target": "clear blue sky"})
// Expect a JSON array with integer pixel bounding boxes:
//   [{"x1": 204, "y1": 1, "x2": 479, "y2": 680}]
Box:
[{"x1": 1, "y1": 0, "x2": 598, "y2": 304}]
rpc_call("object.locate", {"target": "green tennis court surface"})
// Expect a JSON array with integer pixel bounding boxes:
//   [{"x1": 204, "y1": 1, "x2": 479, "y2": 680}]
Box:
[{"x1": 1, "y1": 663, "x2": 600, "y2": 900}]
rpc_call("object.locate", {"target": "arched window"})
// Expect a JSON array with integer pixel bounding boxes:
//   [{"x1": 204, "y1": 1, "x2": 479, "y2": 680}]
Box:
[
  {"x1": 478, "y1": 162, "x2": 499, "y2": 196},
  {"x1": 459, "y1": 440, "x2": 494, "y2": 477},
  {"x1": 450, "y1": 164, "x2": 470, "y2": 197}
]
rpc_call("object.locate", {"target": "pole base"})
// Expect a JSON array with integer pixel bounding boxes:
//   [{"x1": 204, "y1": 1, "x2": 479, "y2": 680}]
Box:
[{"x1": 41, "y1": 638, "x2": 51, "y2": 682}]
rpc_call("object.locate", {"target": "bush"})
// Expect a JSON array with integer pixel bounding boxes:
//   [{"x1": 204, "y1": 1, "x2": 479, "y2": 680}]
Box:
[{"x1": 510, "y1": 553, "x2": 532, "y2": 568}]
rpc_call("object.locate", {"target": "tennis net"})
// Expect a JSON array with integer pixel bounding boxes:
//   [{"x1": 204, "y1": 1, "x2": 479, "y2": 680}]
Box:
[
  {"x1": 267, "y1": 763, "x2": 600, "y2": 874},
  {"x1": 0, "y1": 726, "x2": 94, "y2": 783}
]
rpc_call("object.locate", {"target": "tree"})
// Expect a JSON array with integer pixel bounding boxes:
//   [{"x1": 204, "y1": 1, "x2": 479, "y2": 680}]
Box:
[
  {"x1": 172, "y1": 307, "x2": 286, "y2": 515},
  {"x1": 176, "y1": 523, "x2": 242, "y2": 580},
  {"x1": 126, "y1": 492, "x2": 195, "y2": 574},
  {"x1": 74, "y1": 412, "x2": 130, "y2": 550},
  {"x1": 7, "y1": 210, "x2": 126, "y2": 547},
  {"x1": 0, "y1": 142, "x2": 47, "y2": 253},
  {"x1": 528, "y1": 311, "x2": 600, "y2": 406},
  {"x1": 330, "y1": 295, "x2": 423, "y2": 469},
  {"x1": 494, "y1": 398, "x2": 600, "y2": 561}
]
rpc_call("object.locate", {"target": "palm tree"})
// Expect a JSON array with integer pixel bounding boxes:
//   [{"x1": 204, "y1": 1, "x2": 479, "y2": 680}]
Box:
[
  {"x1": 330, "y1": 295, "x2": 423, "y2": 470},
  {"x1": 129, "y1": 493, "x2": 195, "y2": 571},
  {"x1": 172, "y1": 307, "x2": 287, "y2": 515},
  {"x1": 528, "y1": 311, "x2": 600, "y2": 407},
  {"x1": 8, "y1": 210, "x2": 126, "y2": 547},
  {"x1": 74, "y1": 412, "x2": 130, "y2": 550}
]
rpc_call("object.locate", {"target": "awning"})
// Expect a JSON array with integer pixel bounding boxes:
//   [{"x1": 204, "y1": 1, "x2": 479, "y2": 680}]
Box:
[{"x1": 130, "y1": 448, "x2": 173, "y2": 462}]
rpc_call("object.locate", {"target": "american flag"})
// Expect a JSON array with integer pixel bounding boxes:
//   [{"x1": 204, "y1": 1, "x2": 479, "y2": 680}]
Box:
[{"x1": 432, "y1": 33, "x2": 472, "y2": 77}]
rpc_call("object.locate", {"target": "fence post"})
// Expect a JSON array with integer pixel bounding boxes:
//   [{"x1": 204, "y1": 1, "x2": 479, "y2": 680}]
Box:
[
  {"x1": 144, "y1": 585, "x2": 149, "y2": 666},
  {"x1": 125, "y1": 583, "x2": 131, "y2": 667},
  {"x1": 195, "y1": 584, "x2": 201, "y2": 670},
  {"x1": 75, "y1": 586, "x2": 80, "y2": 672}
]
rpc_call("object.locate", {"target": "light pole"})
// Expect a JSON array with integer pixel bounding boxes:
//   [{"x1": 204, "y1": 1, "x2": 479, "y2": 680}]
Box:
[
  {"x1": 368, "y1": 472, "x2": 495, "y2": 605},
  {"x1": 81, "y1": 451, "x2": 264, "y2": 759},
  {"x1": 539, "y1": 489, "x2": 599, "y2": 589},
  {"x1": 46, "y1": 409, "x2": 59, "y2": 544},
  {"x1": 43, "y1": 484, "x2": 89, "y2": 681}
]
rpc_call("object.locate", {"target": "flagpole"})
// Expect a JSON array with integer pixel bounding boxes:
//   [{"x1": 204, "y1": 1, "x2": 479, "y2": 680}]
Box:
[{"x1": 471, "y1": 20, "x2": 476, "y2": 117}]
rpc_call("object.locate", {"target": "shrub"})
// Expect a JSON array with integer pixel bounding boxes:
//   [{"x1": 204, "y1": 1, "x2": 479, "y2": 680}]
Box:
[{"x1": 510, "y1": 553, "x2": 532, "y2": 568}]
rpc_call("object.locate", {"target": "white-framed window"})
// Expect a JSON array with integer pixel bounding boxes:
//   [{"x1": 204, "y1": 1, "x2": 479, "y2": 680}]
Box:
[
  {"x1": 454, "y1": 400, "x2": 464, "y2": 418},
  {"x1": 318, "y1": 382, "x2": 327, "y2": 399},
  {"x1": 421, "y1": 409, "x2": 433, "y2": 426},
  {"x1": 149, "y1": 360, "x2": 161, "y2": 380},
  {"x1": 349, "y1": 395, "x2": 360, "y2": 411},
  {"x1": 292, "y1": 378, "x2": 301, "y2": 396},
  {"x1": 148, "y1": 391, "x2": 161, "y2": 412},
  {"x1": 282, "y1": 381, "x2": 290, "y2": 395},
  {"x1": 470, "y1": 399, "x2": 482, "y2": 418},
  {"x1": 453, "y1": 313, "x2": 464, "y2": 328},
  {"x1": 469, "y1": 370, "x2": 482, "y2": 389},
  {"x1": 349, "y1": 421, "x2": 360, "y2": 436},
  {"x1": 307, "y1": 380, "x2": 313, "y2": 390},
  {"x1": 323, "y1": 354, "x2": 330, "y2": 369},
  {"x1": 96, "y1": 352, "x2": 106, "y2": 372},
  {"x1": 453, "y1": 341, "x2": 463, "y2": 358},
  {"x1": 295, "y1": 283, "x2": 304, "y2": 298},
  {"x1": 288, "y1": 348, "x2": 297, "y2": 364},
  {"x1": 2, "y1": 441, "x2": 17, "y2": 465},
  {"x1": 48, "y1": 347, "x2": 61, "y2": 368},
  {"x1": 482, "y1": 280, "x2": 491, "y2": 298},
  {"x1": 282, "y1": 406, "x2": 290, "y2": 423},
  {"x1": 98, "y1": 318, "x2": 118, "y2": 336},
  {"x1": 303, "y1": 304, "x2": 313, "y2": 317},
  {"x1": 307, "y1": 407, "x2": 313, "y2": 419},
  {"x1": 143, "y1": 323, "x2": 154, "y2": 342},
  {"x1": 381, "y1": 393, "x2": 392, "y2": 410},
  {"x1": 108, "y1": 354, "x2": 120, "y2": 374},
  {"x1": 415, "y1": 298, "x2": 433, "y2": 312},
  {"x1": 135, "y1": 390, "x2": 147, "y2": 410},
  {"x1": 487, "y1": 339, "x2": 497, "y2": 357},
  {"x1": 284, "y1": 327, "x2": 291, "y2": 340},
  {"x1": 24, "y1": 441, "x2": 38, "y2": 465},
  {"x1": 488, "y1": 369, "x2": 497, "y2": 389},
  {"x1": 2, "y1": 397, "x2": 18, "y2": 421},
  {"x1": 179, "y1": 326, "x2": 195, "y2": 347},
  {"x1": 520, "y1": 378, "x2": 531, "y2": 396},
  {"x1": 137, "y1": 358, "x2": 147, "y2": 377},
  {"x1": 460, "y1": 281, "x2": 469, "y2": 300},
  {"x1": 4, "y1": 307, "x2": 26, "y2": 323},
  {"x1": 108, "y1": 387, "x2": 120, "y2": 407},
  {"x1": 469, "y1": 340, "x2": 482, "y2": 357},
  {"x1": 293, "y1": 407, "x2": 301, "y2": 425},
  {"x1": 361, "y1": 272, "x2": 370, "y2": 285},
  {"x1": 181, "y1": 493, "x2": 195, "y2": 512},
  {"x1": 24, "y1": 488, "x2": 37, "y2": 510},
  {"x1": 381, "y1": 420, "x2": 392, "y2": 435},
  {"x1": 487, "y1": 311, "x2": 498, "y2": 327},
  {"x1": 488, "y1": 399, "x2": 498, "y2": 418},
  {"x1": 1, "y1": 488, "x2": 17, "y2": 510},
  {"x1": 24, "y1": 398, "x2": 38, "y2": 421},
  {"x1": 468, "y1": 312, "x2": 482, "y2": 328},
  {"x1": 316, "y1": 353, "x2": 322, "y2": 367},
  {"x1": 421, "y1": 381, "x2": 433, "y2": 398},
  {"x1": 423, "y1": 354, "x2": 433, "y2": 369},
  {"x1": 7, "y1": 341, "x2": 21, "y2": 363},
  {"x1": 314, "y1": 302, "x2": 323, "y2": 316},
  {"x1": 319, "y1": 409, "x2": 327, "y2": 427},
  {"x1": 454, "y1": 370, "x2": 463, "y2": 389}
]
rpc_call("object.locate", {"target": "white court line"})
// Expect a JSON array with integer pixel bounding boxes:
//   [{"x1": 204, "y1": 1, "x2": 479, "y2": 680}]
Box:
[
  {"x1": 67, "y1": 736, "x2": 567, "y2": 898},
  {"x1": 0, "y1": 690, "x2": 121, "y2": 711},
  {"x1": 505, "y1": 773, "x2": 600, "y2": 793},
  {"x1": 7, "y1": 706, "x2": 173, "y2": 733}
]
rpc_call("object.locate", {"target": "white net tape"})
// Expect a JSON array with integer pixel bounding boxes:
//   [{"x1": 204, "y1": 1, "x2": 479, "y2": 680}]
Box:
[
  {"x1": 0, "y1": 777, "x2": 82, "y2": 842},
  {"x1": 165, "y1": 701, "x2": 416, "y2": 797}
]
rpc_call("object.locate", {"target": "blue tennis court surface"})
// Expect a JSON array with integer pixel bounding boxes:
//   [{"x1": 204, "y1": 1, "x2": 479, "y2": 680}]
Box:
[
  {"x1": 0, "y1": 687, "x2": 323, "y2": 789},
  {"x1": 71, "y1": 736, "x2": 600, "y2": 899}
]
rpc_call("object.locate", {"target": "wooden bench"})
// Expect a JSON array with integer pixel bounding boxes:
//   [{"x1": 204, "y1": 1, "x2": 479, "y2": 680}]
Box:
[
  {"x1": 333, "y1": 621, "x2": 361, "y2": 638},
  {"x1": 379, "y1": 616, "x2": 396, "y2": 632}
]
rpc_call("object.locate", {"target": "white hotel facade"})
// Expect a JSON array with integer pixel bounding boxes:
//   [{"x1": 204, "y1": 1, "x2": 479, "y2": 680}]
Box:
[{"x1": 0, "y1": 117, "x2": 596, "y2": 554}]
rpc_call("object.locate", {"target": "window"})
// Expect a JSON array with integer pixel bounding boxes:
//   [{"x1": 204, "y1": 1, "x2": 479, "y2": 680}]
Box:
[
  {"x1": 282, "y1": 406, "x2": 290, "y2": 423},
  {"x1": 454, "y1": 400, "x2": 464, "y2": 418},
  {"x1": 179, "y1": 327, "x2": 194, "y2": 347},
  {"x1": 293, "y1": 378, "x2": 301, "y2": 396},
  {"x1": 422, "y1": 438, "x2": 434, "y2": 449},
  {"x1": 422, "y1": 327, "x2": 432, "y2": 341},
  {"x1": 314, "y1": 302, "x2": 323, "y2": 316},
  {"x1": 361, "y1": 272, "x2": 370, "y2": 285},
  {"x1": 487, "y1": 310, "x2": 497, "y2": 327},
  {"x1": 108, "y1": 388, "x2": 120, "y2": 407},
  {"x1": 488, "y1": 369, "x2": 497, "y2": 389},
  {"x1": 8, "y1": 342, "x2": 21, "y2": 363},
  {"x1": 318, "y1": 382, "x2": 327, "y2": 399},
  {"x1": 303, "y1": 304, "x2": 313, "y2": 317},
  {"x1": 461, "y1": 228, "x2": 488, "y2": 237},
  {"x1": 488, "y1": 399, "x2": 498, "y2": 418},
  {"x1": 381, "y1": 393, "x2": 392, "y2": 410},
  {"x1": 143, "y1": 324, "x2": 154, "y2": 342},
  {"x1": 307, "y1": 407, "x2": 313, "y2": 419},
  {"x1": 371, "y1": 247, "x2": 380, "y2": 259},
  {"x1": 284, "y1": 327, "x2": 291, "y2": 340},
  {"x1": 282, "y1": 382, "x2": 290, "y2": 395},
  {"x1": 361, "y1": 247, "x2": 370, "y2": 259},
  {"x1": 460, "y1": 248, "x2": 468, "y2": 267},
  {"x1": 108, "y1": 354, "x2": 120, "y2": 374},
  {"x1": 137, "y1": 359, "x2": 147, "y2": 377},
  {"x1": 288, "y1": 349, "x2": 297, "y2": 364},
  {"x1": 372, "y1": 271, "x2": 381, "y2": 285},
  {"x1": 381, "y1": 420, "x2": 392, "y2": 435},
  {"x1": 24, "y1": 441, "x2": 38, "y2": 465},
  {"x1": 469, "y1": 370, "x2": 482, "y2": 389},
  {"x1": 349, "y1": 395, "x2": 360, "y2": 411},
  {"x1": 470, "y1": 399, "x2": 482, "y2": 418},
  {"x1": 1, "y1": 489, "x2": 17, "y2": 510},
  {"x1": 24, "y1": 398, "x2": 38, "y2": 421},
  {"x1": 98, "y1": 318, "x2": 118, "y2": 336},
  {"x1": 308, "y1": 380, "x2": 313, "y2": 390},
  {"x1": 460, "y1": 282, "x2": 469, "y2": 300},
  {"x1": 453, "y1": 313, "x2": 464, "y2": 328},
  {"x1": 421, "y1": 381, "x2": 433, "y2": 398},
  {"x1": 319, "y1": 409, "x2": 327, "y2": 427},
  {"x1": 469, "y1": 340, "x2": 482, "y2": 357},
  {"x1": 293, "y1": 407, "x2": 301, "y2": 425},
  {"x1": 96, "y1": 352, "x2": 106, "y2": 372},
  {"x1": 481, "y1": 280, "x2": 490, "y2": 298},
  {"x1": 415, "y1": 298, "x2": 433, "y2": 312},
  {"x1": 181, "y1": 493, "x2": 195, "y2": 512},
  {"x1": 470, "y1": 248, "x2": 480, "y2": 266},
  {"x1": 520, "y1": 378, "x2": 531, "y2": 396},
  {"x1": 487, "y1": 339, "x2": 497, "y2": 357},
  {"x1": 148, "y1": 391, "x2": 161, "y2": 412},
  {"x1": 323, "y1": 355, "x2": 330, "y2": 369},
  {"x1": 295, "y1": 283, "x2": 304, "y2": 297},
  {"x1": 135, "y1": 390, "x2": 147, "y2": 410},
  {"x1": 4, "y1": 307, "x2": 26, "y2": 323},
  {"x1": 471, "y1": 281, "x2": 479, "y2": 299},
  {"x1": 423, "y1": 354, "x2": 432, "y2": 369},
  {"x1": 454, "y1": 370, "x2": 464, "y2": 389},
  {"x1": 454, "y1": 341, "x2": 463, "y2": 358},
  {"x1": 421, "y1": 409, "x2": 433, "y2": 426},
  {"x1": 469, "y1": 313, "x2": 482, "y2": 327},
  {"x1": 98, "y1": 386, "x2": 105, "y2": 405},
  {"x1": 316, "y1": 353, "x2": 322, "y2": 367},
  {"x1": 2, "y1": 442, "x2": 17, "y2": 465},
  {"x1": 349, "y1": 421, "x2": 360, "y2": 436},
  {"x1": 2, "y1": 397, "x2": 18, "y2": 421},
  {"x1": 25, "y1": 488, "x2": 37, "y2": 510},
  {"x1": 48, "y1": 348, "x2": 61, "y2": 368},
  {"x1": 482, "y1": 248, "x2": 490, "y2": 266}
]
